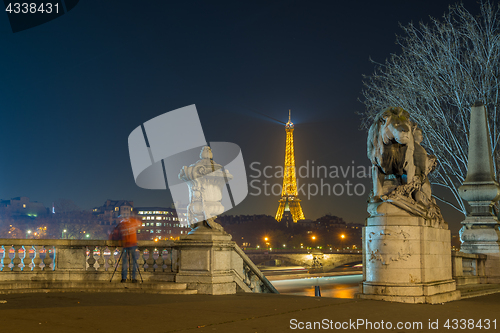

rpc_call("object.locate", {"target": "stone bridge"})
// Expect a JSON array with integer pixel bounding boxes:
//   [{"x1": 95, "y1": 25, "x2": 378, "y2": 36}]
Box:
[{"x1": 244, "y1": 251, "x2": 362, "y2": 271}]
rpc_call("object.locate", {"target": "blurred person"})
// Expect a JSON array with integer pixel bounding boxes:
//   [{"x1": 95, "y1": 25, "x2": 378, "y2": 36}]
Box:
[{"x1": 117, "y1": 216, "x2": 142, "y2": 283}]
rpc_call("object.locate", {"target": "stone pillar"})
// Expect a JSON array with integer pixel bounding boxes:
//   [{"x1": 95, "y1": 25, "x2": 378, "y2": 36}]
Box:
[
  {"x1": 176, "y1": 146, "x2": 238, "y2": 294},
  {"x1": 459, "y1": 101, "x2": 500, "y2": 283},
  {"x1": 358, "y1": 107, "x2": 460, "y2": 303}
]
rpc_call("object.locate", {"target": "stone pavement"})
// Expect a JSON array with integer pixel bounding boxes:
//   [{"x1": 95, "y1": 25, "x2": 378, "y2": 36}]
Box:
[{"x1": 0, "y1": 291, "x2": 498, "y2": 333}]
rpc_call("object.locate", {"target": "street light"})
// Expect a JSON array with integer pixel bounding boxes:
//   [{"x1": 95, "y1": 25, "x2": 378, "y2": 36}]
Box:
[{"x1": 341, "y1": 234, "x2": 345, "y2": 251}]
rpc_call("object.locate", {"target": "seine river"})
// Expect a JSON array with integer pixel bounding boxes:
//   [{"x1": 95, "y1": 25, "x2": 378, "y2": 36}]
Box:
[{"x1": 270, "y1": 274, "x2": 363, "y2": 298}]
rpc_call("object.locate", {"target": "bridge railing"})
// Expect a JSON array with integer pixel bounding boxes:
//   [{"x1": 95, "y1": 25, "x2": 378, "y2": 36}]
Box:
[
  {"x1": 0, "y1": 239, "x2": 177, "y2": 282},
  {"x1": 0, "y1": 239, "x2": 278, "y2": 294},
  {"x1": 232, "y1": 244, "x2": 279, "y2": 293}
]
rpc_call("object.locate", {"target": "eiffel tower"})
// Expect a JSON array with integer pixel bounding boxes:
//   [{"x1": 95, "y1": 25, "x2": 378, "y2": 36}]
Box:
[{"x1": 275, "y1": 110, "x2": 305, "y2": 224}]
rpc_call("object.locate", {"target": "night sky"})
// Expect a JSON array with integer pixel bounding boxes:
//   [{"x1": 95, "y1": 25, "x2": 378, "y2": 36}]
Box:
[{"x1": 0, "y1": 0, "x2": 484, "y2": 232}]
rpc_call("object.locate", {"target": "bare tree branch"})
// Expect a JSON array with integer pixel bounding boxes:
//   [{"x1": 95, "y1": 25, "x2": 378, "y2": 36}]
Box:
[{"x1": 361, "y1": 1, "x2": 500, "y2": 217}]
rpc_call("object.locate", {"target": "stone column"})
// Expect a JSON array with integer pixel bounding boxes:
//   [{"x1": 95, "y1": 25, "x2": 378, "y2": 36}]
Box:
[
  {"x1": 175, "y1": 146, "x2": 238, "y2": 294},
  {"x1": 459, "y1": 101, "x2": 500, "y2": 283}
]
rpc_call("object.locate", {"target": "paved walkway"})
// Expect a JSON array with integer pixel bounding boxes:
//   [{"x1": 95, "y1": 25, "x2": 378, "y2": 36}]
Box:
[{"x1": 0, "y1": 291, "x2": 499, "y2": 332}]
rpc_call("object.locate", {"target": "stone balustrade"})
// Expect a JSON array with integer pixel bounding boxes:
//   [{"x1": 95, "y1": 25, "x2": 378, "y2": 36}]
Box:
[
  {"x1": 0, "y1": 239, "x2": 176, "y2": 282},
  {"x1": 0, "y1": 239, "x2": 277, "y2": 295},
  {"x1": 451, "y1": 251, "x2": 487, "y2": 285}
]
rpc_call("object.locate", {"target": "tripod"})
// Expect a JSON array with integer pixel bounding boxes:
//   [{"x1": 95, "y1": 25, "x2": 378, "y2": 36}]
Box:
[{"x1": 110, "y1": 247, "x2": 143, "y2": 283}]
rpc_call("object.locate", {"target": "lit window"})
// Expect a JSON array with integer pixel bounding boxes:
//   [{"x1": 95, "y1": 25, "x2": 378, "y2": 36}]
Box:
[
  {"x1": 181, "y1": 231, "x2": 183, "y2": 234},
  {"x1": 142, "y1": 217, "x2": 146, "y2": 220},
  {"x1": 146, "y1": 216, "x2": 150, "y2": 220},
  {"x1": 156, "y1": 230, "x2": 161, "y2": 233},
  {"x1": 150, "y1": 230, "x2": 153, "y2": 233},
  {"x1": 23, "y1": 204, "x2": 26, "y2": 208},
  {"x1": 156, "y1": 217, "x2": 161, "y2": 220},
  {"x1": 156, "y1": 223, "x2": 161, "y2": 226},
  {"x1": 142, "y1": 223, "x2": 145, "y2": 226},
  {"x1": 115, "y1": 207, "x2": 119, "y2": 211}
]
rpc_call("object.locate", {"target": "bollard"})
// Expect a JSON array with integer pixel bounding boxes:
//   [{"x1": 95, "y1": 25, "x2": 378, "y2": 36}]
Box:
[{"x1": 314, "y1": 285, "x2": 321, "y2": 297}]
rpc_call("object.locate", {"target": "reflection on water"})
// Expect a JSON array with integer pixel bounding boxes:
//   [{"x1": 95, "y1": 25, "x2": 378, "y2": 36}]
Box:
[{"x1": 272, "y1": 274, "x2": 363, "y2": 299}]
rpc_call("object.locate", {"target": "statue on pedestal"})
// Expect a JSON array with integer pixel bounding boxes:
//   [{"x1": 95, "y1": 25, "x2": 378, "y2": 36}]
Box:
[
  {"x1": 360, "y1": 106, "x2": 459, "y2": 304},
  {"x1": 367, "y1": 107, "x2": 443, "y2": 225},
  {"x1": 179, "y1": 146, "x2": 233, "y2": 234}
]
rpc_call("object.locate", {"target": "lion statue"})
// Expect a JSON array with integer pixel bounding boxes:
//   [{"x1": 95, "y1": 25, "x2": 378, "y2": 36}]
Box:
[
  {"x1": 367, "y1": 107, "x2": 414, "y2": 200},
  {"x1": 367, "y1": 107, "x2": 443, "y2": 224}
]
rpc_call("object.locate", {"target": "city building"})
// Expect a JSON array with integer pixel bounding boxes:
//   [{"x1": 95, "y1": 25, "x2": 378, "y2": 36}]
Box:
[
  {"x1": 0, "y1": 196, "x2": 48, "y2": 218},
  {"x1": 217, "y1": 214, "x2": 274, "y2": 224},
  {"x1": 135, "y1": 206, "x2": 190, "y2": 240},
  {"x1": 92, "y1": 199, "x2": 134, "y2": 225}
]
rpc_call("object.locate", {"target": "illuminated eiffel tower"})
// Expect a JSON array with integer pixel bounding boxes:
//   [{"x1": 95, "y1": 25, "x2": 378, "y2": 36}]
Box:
[{"x1": 275, "y1": 110, "x2": 305, "y2": 224}]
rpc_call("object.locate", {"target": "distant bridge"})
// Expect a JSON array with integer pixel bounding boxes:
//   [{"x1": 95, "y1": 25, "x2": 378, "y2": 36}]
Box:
[{"x1": 244, "y1": 251, "x2": 362, "y2": 271}]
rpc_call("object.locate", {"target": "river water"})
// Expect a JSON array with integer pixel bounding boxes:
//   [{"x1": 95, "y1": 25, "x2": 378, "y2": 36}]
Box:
[{"x1": 271, "y1": 274, "x2": 363, "y2": 298}]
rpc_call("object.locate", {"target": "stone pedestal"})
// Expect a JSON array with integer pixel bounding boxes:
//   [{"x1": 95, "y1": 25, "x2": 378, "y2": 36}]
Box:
[
  {"x1": 461, "y1": 226, "x2": 500, "y2": 283},
  {"x1": 358, "y1": 203, "x2": 460, "y2": 304},
  {"x1": 460, "y1": 221, "x2": 500, "y2": 253},
  {"x1": 175, "y1": 226, "x2": 238, "y2": 295}
]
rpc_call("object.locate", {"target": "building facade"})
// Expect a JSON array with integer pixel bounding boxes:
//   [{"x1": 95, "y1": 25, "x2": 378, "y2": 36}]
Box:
[
  {"x1": 0, "y1": 196, "x2": 47, "y2": 218},
  {"x1": 135, "y1": 207, "x2": 190, "y2": 240},
  {"x1": 92, "y1": 199, "x2": 134, "y2": 225}
]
